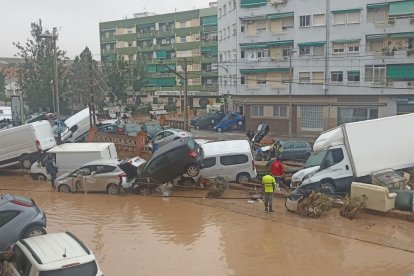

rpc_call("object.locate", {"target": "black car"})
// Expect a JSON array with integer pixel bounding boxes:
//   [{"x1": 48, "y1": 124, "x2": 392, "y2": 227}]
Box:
[
  {"x1": 192, "y1": 111, "x2": 225, "y2": 130},
  {"x1": 141, "y1": 137, "x2": 202, "y2": 184},
  {"x1": 97, "y1": 124, "x2": 125, "y2": 134}
]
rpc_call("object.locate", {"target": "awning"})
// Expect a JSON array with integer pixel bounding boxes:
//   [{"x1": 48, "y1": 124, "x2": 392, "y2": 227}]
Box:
[
  {"x1": 366, "y1": 34, "x2": 387, "y2": 40},
  {"x1": 145, "y1": 65, "x2": 157, "y2": 73},
  {"x1": 201, "y1": 16, "x2": 217, "y2": 26},
  {"x1": 240, "y1": 43, "x2": 268, "y2": 49},
  {"x1": 367, "y1": 3, "x2": 389, "y2": 9},
  {"x1": 387, "y1": 64, "x2": 414, "y2": 79},
  {"x1": 332, "y1": 39, "x2": 361, "y2": 44},
  {"x1": 240, "y1": 15, "x2": 267, "y2": 21},
  {"x1": 156, "y1": 50, "x2": 167, "y2": 59},
  {"x1": 240, "y1": 0, "x2": 267, "y2": 8},
  {"x1": 240, "y1": 68, "x2": 290, "y2": 74},
  {"x1": 332, "y1": 8, "x2": 362, "y2": 14},
  {"x1": 157, "y1": 64, "x2": 176, "y2": 73},
  {"x1": 298, "y1": 41, "x2": 325, "y2": 47},
  {"x1": 146, "y1": 78, "x2": 177, "y2": 86},
  {"x1": 266, "y1": 40, "x2": 294, "y2": 47},
  {"x1": 389, "y1": 32, "x2": 414, "y2": 38},
  {"x1": 266, "y1": 12, "x2": 294, "y2": 20},
  {"x1": 389, "y1": 0, "x2": 414, "y2": 16}
]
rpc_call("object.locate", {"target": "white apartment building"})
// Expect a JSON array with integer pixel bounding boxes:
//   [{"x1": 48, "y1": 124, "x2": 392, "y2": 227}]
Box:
[{"x1": 218, "y1": 0, "x2": 414, "y2": 137}]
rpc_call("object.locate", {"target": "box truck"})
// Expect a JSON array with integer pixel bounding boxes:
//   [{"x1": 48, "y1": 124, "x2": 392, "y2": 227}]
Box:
[
  {"x1": 0, "y1": 121, "x2": 56, "y2": 169},
  {"x1": 291, "y1": 113, "x2": 414, "y2": 195},
  {"x1": 30, "y1": 142, "x2": 118, "y2": 181}
]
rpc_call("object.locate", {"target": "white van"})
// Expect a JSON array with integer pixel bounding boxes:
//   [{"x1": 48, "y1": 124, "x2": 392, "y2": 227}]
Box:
[
  {"x1": 198, "y1": 140, "x2": 257, "y2": 183},
  {"x1": 0, "y1": 106, "x2": 11, "y2": 121},
  {"x1": 1, "y1": 232, "x2": 103, "y2": 276},
  {"x1": 60, "y1": 107, "x2": 92, "y2": 143},
  {"x1": 0, "y1": 121, "x2": 56, "y2": 169},
  {"x1": 30, "y1": 142, "x2": 118, "y2": 181}
]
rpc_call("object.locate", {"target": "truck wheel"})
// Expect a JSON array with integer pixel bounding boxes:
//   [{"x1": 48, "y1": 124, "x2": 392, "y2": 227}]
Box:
[
  {"x1": 20, "y1": 156, "x2": 32, "y2": 170},
  {"x1": 320, "y1": 182, "x2": 336, "y2": 195}
]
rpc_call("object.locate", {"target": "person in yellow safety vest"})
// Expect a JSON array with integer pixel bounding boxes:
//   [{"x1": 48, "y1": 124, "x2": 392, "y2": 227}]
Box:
[{"x1": 262, "y1": 174, "x2": 277, "y2": 213}]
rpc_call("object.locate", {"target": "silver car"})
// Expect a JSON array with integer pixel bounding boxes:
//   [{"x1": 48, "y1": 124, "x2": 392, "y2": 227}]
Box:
[
  {"x1": 150, "y1": 129, "x2": 193, "y2": 151},
  {"x1": 55, "y1": 157, "x2": 146, "y2": 195},
  {"x1": 0, "y1": 194, "x2": 47, "y2": 251}
]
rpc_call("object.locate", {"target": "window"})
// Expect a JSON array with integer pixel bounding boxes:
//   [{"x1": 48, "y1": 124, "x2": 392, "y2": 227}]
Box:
[
  {"x1": 233, "y1": 23, "x2": 237, "y2": 35},
  {"x1": 220, "y1": 154, "x2": 248, "y2": 165},
  {"x1": 299, "y1": 46, "x2": 311, "y2": 56},
  {"x1": 127, "y1": 42, "x2": 133, "y2": 47},
  {"x1": 299, "y1": 72, "x2": 311, "y2": 83},
  {"x1": 273, "y1": 105, "x2": 287, "y2": 117},
  {"x1": 251, "y1": 105, "x2": 264, "y2": 116},
  {"x1": 313, "y1": 46, "x2": 324, "y2": 55},
  {"x1": 348, "y1": 42, "x2": 360, "y2": 53},
  {"x1": 257, "y1": 76, "x2": 266, "y2": 84},
  {"x1": 202, "y1": 157, "x2": 216, "y2": 168},
  {"x1": 180, "y1": 36, "x2": 186, "y2": 43},
  {"x1": 333, "y1": 11, "x2": 361, "y2": 25},
  {"x1": 347, "y1": 11, "x2": 361, "y2": 24},
  {"x1": 347, "y1": 71, "x2": 360, "y2": 82},
  {"x1": 301, "y1": 106, "x2": 323, "y2": 131},
  {"x1": 241, "y1": 50, "x2": 245, "y2": 59},
  {"x1": 312, "y1": 72, "x2": 324, "y2": 84},
  {"x1": 11, "y1": 246, "x2": 32, "y2": 276},
  {"x1": 241, "y1": 76, "x2": 245, "y2": 84},
  {"x1": 333, "y1": 43, "x2": 345, "y2": 54},
  {"x1": 0, "y1": 211, "x2": 19, "y2": 227},
  {"x1": 283, "y1": 141, "x2": 294, "y2": 149},
  {"x1": 368, "y1": 40, "x2": 384, "y2": 52},
  {"x1": 282, "y1": 17, "x2": 294, "y2": 29},
  {"x1": 241, "y1": 25, "x2": 245, "y2": 32},
  {"x1": 324, "y1": 148, "x2": 344, "y2": 168},
  {"x1": 282, "y1": 48, "x2": 291, "y2": 57},
  {"x1": 256, "y1": 21, "x2": 267, "y2": 31},
  {"x1": 365, "y1": 65, "x2": 386, "y2": 84},
  {"x1": 313, "y1": 14, "x2": 326, "y2": 26},
  {"x1": 300, "y1": 15, "x2": 311, "y2": 27},
  {"x1": 95, "y1": 165, "x2": 116, "y2": 174},
  {"x1": 331, "y1": 71, "x2": 343, "y2": 82},
  {"x1": 333, "y1": 13, "x2": 346, "y2": 24},
  {"x1": 367, "y1": 8, "x2": 387, "y2": 23},
  {"x1": 295, "y1": 142, "x2": 309, "y2": 149},
  {"x1": 337, "y1": 107, "x2": 378, "y2": 124}
]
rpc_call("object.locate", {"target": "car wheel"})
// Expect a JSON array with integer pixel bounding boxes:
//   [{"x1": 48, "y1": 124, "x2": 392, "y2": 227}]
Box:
[
  {"x1": 138, "y1": 186, "x2": 150, "y2": 196},
  {"x1": 20, "y1": 156, "x2": 32, "y2": 170},
  {"x1": 236, "y1": 173, "x2": 251, "y2": 184},
  {"x1": 58, "y1": 184, "x2": 71, "y2": 193},
  {"x1": 285, "y1": 198, "x2": 295, "y2": 212},
  {"x1": 22, "y1": 225, "x2": 46, "y2": 239},
  {"x1": 217, "y1": 127, "x2": 223, "y2": 132},
  {"x1": 107, "y1": 183, "x2": 120, "y2": 195},
  {"x1": 36, "y1": 174, "x2": 47, "y2": 181},
  {"x1": 186, "y1": 164, "x2": 200, "y2": 177},
  {"x1": 181, "y1": 177, "x2": 195, "y2": 186},
  {"x1": 195, "y1": 125, "x2": 200, "y2": 130},
  {"x1": 319, "y1": 181, "x2": 336, "y2": 195}
]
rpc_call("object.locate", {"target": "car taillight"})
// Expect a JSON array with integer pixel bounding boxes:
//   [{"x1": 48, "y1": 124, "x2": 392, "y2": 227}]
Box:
[
  {"x1": 35, "y1": 140, "x2": 41, "y2": 152},
  {"x1": 187, "y1": 150, "x2": 198, "y2": 158},
  {"x1": 252, "y1": 160, "x2": 256, "y2": 171},
  {"x1": 62, "y1": 263, "x2": 80, "y2": 268},
  {"x1": 11, "y1": 199, "x2": 33, "y2": 207}
]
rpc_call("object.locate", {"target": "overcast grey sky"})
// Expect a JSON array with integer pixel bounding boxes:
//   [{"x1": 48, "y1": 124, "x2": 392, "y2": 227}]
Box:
[{"x1": 1, "y1": 0, "x2": 213, "y2": 60}]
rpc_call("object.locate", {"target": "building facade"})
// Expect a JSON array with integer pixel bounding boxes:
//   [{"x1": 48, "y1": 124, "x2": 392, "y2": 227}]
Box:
[
  {"x1": 99, "y1": 7, "x2": 220, "y2": 110},
  {"x1": 218, "y1": 0, "x2": 414, "y2": 136}
]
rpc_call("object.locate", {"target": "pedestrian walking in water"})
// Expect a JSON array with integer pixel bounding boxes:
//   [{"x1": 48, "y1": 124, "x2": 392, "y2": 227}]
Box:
[
  {"x1": 262, "y1": 174, "x2": 276, "y2": 212},
  {"x1": 46, "y1": 154, "x2": 58, "y2": 189}
]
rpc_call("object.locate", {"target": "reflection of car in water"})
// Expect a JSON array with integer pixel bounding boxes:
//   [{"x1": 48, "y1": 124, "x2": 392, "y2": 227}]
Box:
[
  {"x1": 191, "y1": 111, "x2": 225, "y2": 130},
  {"x1": 0, "y1": 194, "x2": 47, "y2": 252},
  {"x1": 213, "y1": 112, "x2": 244, "y2": 132}
]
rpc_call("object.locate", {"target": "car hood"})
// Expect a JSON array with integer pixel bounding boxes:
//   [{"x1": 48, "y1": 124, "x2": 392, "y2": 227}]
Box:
[
  {"x1": 56, "y1": 172, "x2": 71, "y2": 181},
  {"x1": 291, "y1": 166, "x2": 320, "y2": 182}
]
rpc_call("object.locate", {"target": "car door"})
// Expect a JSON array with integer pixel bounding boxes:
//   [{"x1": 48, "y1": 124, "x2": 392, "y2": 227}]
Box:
[
  {"x1": 71, "y1": 165, "x2": 96, "y2": 192},
  {"x1": 199, "y1": 156, "x2": 217, "y2": 178},
  {"x1": 0, "y1": 210, "x2": 20, "y2": 250},
  {"x1": 219, "y1": 154, "x2": 248, "y2": 181},
  {"x1": 90, "y1": 165, "x2": 118, "y2": 192}
]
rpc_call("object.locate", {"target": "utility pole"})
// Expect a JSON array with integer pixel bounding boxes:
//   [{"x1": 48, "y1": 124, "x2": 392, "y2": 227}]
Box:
[
  {"x1": 52, "y1": 27, "x2": 61, "y2": 143},
  {"x1": 288, "y1": 46, "x2": 293, "y2": 139},
  {"x1": 89, "y1": 56, "x2": 96, "y2": 126},
  {"x1": 183, "y1": 58, "x2": 189, "y2": 131}
]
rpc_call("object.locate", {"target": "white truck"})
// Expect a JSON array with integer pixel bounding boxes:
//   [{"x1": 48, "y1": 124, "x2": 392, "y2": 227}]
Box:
[
  {"x1": 291, "y1": 113, "x2": 414, "y2": 194},
  {"x1": 0, "y1": 121, "x2": 56, "y2": 169},
  {"x1": 60, "y1": 107, "x2": 93, "y2": 143},
  {"x1": 30, "y1": 143, "x2": 118, "y2": 181}
]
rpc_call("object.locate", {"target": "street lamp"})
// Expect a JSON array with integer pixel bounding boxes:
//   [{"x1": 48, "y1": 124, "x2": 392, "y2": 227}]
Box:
[
  {"x1": 288, "y1": 46, "x2": 296, "y2": 140},
  {"x1": 40, "y1": 27, "x2": 60, "y2": 142}
]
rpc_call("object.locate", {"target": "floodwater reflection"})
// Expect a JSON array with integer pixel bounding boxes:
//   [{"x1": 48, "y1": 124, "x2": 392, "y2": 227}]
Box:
[{"x1": 0, "y1": 174, "x2": 413, "y2": 275}]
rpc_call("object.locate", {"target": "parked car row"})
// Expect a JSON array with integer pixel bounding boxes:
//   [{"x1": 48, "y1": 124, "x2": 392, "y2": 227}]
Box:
[{"x1": 191, "y1": 111, "x2": 245, "y2": 132}]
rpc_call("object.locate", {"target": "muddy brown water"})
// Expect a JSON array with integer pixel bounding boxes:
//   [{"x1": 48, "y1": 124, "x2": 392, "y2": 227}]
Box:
[{"x1": 1, "y1": 172, "x2": 413, "y2": 276}]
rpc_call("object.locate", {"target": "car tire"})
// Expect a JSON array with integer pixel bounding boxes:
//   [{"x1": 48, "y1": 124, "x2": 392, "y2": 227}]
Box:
[
  {"x1": 186, "y1": 164, "x2": 200, "y2": 177},
  {"x1": 22, "y1": 225, "x2": 46, "y2": 239},
  {"x1": 181, "y1": 177, "x2": 195, "y2": 186},
  {"x1": 236, "y1": 173, "x2": 251, "y2": 184},
  {"x1": 319, "y1": 181, "x2": 336, "y2": 195},
  {"x1": 217, "y1": 127, "x2": 223, "y2": 132},
  {"x1": 107, "y1": 183, "x2": 120, "y2": 195},
  {"x1": 36, "y1": 174, "x2": 47, "y2": 181},
  {"x1": 58, "y1": 184, "x2": 71, "y2": 193},
  {"x1": 138, "y1": 185, "x2": 151, "y2": 196},
  {"x1": 20, "y1": 155, "x2": 32, "y2": 170}
]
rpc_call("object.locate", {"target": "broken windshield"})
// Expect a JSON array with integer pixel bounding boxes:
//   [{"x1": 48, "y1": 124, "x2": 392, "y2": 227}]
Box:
[{"x1": 304, "y1": 150, "x2": 327, "y2": 168}]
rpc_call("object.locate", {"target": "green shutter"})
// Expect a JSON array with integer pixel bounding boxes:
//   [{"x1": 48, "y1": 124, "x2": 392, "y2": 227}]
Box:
[
  {"x1": 157, "y1": 64, "x2": 176, "y2": 73},
  {"x1": 156, "y1": 50, "x2": 167, "y2": 59},
  {"x1": 145, "y1": 65, "x2": 157, "y2": 73},
  {"x1": 240, "y1": 43, "x2": 268, "y2": 49},
  {"x1": 389, "y1": 32, "x2": 414, "y2": 38},
  {"x1": 266, "y1": 12, "x2": 294, "y2": 20},
  {"x1": 240, "y1": 68, "x2": 290, "y2": 74},
  {"x1": 240, "y1": 0, "x2": 267, "y2": 8},
  {"x1": 146, "y1": 78, "x2": 176, "y2": 86},
  {"x1": 298, "y1": 41, "x2": 325, "y2": 47},
  {"x1": 367, "y1": 3, "x2": 389, "y2": 9},
  {"x1": 240, "y1": 15, "x2": 267, "y2": 21},
  {"x1": 266, "y1": 40, "x2": 294, "y2": 47},
  {"x1": 366, "y1": 34, "x2": 387, "y2": 40},
  {"x1": 389, "y1": 0, "x2": 414, "y2": 16},
  {"x1": 387, "y1": 64, "x2": 414, "y2": 79},
  {"x1": 201, "y1": 16, "x2": 217, "y2": 26},
  {"x1": 332, "y1": 39, "x2": 361, "y2": 44},
  {"x1": 332, "y1": 8, "x2": 362, "y2": 14}
]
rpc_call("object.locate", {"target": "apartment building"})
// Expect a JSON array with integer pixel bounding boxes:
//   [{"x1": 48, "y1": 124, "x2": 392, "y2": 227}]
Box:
[
  {"x1": 218, "y1": 0, "x2": 414, "y2": 136},
  {"x1": 99, "y1": 7, "x2": 219, "y2": 110}
]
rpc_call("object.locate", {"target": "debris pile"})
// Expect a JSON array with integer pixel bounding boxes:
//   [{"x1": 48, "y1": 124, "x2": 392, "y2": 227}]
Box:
[
  {"x1": 340, "y1": 195, "x2": 367, "y2": 219},
  {"x1": 206, "y1": 177, "x2": 229, "y2": 198},
  {"x1": 297, "y1": 192, "x2": 333, "y2": 218}
]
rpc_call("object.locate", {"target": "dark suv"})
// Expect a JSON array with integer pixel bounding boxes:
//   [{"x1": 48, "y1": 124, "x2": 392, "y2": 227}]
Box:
[
  {"x1": 191, "y1": 111, "x2": 225, "y2": 130},
  {"x1": 277, "y1": 140, "x2": 312, "y2": 162}
]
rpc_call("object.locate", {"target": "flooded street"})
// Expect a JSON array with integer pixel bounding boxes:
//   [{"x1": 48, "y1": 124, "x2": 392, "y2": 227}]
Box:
[{"x1": 1, "y1": 171, "x2": 414, "y2": 276}]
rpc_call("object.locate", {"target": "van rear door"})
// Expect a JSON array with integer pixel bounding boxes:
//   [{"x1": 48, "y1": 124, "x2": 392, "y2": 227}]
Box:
[{"x1": 32, "y1": 122, "x2": 57, "y2": 151}]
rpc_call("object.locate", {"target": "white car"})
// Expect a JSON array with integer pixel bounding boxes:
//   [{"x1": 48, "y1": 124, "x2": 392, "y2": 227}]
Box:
[
  {"x1": 0, "y1": 232, "x2": 103, "y2": 276},
  {"x1": 150, "y1": 129, "x2": 193, "y2": 151}
]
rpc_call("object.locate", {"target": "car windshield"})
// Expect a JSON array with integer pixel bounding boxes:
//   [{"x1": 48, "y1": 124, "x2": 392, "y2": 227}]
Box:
[
  {"x1": 146, "y1": 124, "x2": 162, "y2": 132},
  {"x1": 39, "y1": 261, "x2": 98, "y2": 276},
  {"x1": 304, "y1": 150, "x2": 327, "y2": 168}
]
